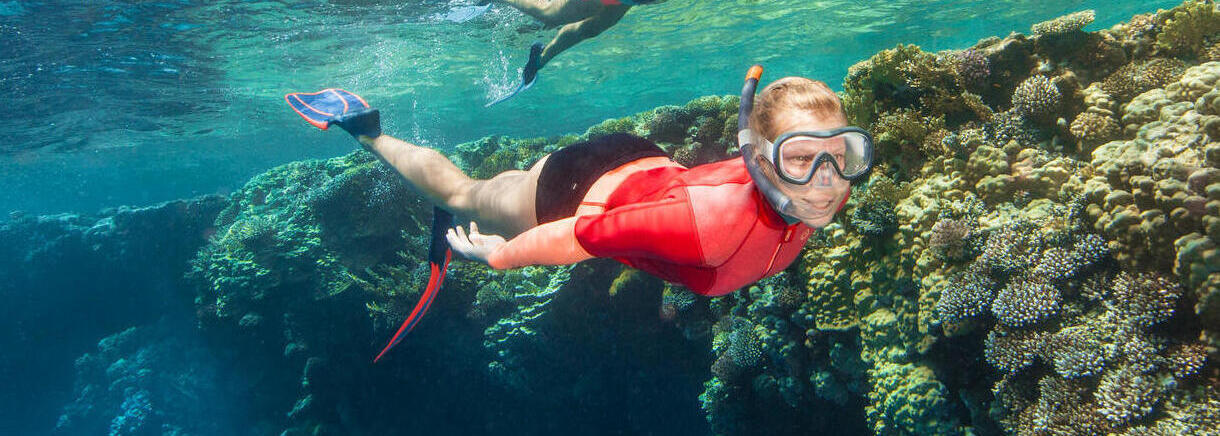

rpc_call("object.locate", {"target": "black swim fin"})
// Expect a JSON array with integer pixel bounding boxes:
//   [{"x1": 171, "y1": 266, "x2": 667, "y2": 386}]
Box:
[
  {"x1": 521, "y1": 41, "x2": 544, "y2": 86},
  {"x1": 485, "y1": 41, "x2": 544, "y2": 107}
]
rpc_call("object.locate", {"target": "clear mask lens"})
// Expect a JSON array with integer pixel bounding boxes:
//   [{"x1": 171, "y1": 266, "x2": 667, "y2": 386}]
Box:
[{"x1": 775, "y1": 131, "x2": 871, "y2": 182}]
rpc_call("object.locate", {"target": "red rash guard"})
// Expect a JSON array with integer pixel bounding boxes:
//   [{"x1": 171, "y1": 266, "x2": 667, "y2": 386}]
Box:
[{"x1": 573, "y1": 158, "x2": 815, "y2": 296}]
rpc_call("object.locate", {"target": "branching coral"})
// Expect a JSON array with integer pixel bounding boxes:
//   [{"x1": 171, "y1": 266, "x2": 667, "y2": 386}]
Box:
[
  {"x1": 991, "y1": 277, "x2": 1061, "y2": 328},
  {"x1": 1030, "y1": 247, "x2": 1076, "y2": 282},
  {"x1": 984, "y1": 328, "x2": 1045, "y2": 374},
  {"x1": 1027, "y1": 377, "x2": 1112, "y2": 435},
  {"x1": 844, "y1": 43, "x2": 986, "y2": 132},
  {"x1": 934, "y1": 270, "x2": 996, "y2": 324},
  {"x1": 469, "y1": 280, "x2": 515, "y2": 321},
  {"x1": 850, "y1": 200, "x2": 898, "y2": 238},
  {"x1": 1043, "y1": 325, "x2": 1108, "y2": 378},
  {"x1": 1096, "y1": 363, "x2": 1169, "y2": 425},
  {"x1": 929, "y1": 217, "x2": 976, "y2": 261},
  {"x1": 727, "y1": 324, "x2": 764, "y2": 370},
  {"x1": 710, "y1": 354, "x2": 744, "y2": 382},
  {"x1": 644, "y1": 105, "x2": 693, "y2": 144},
  {"x1": 661, "y1": 286, "x2": 698, "y2": 312},
  {"x1": 713, "y1": 316, "x2": 765, "y2": 374},
  {"x1": 979, "y1": 222, "x2": 1044, "y2": 276},
  {"x1": 1072, "y1": 233, "x2": 1111, "y2": 270},
  {"x1": 1108, "y1": 272, "x2": 1184, "y2": 328},
  {"x1": 985, "y1": 110, "x2": 1043, "y2": 148},
  {"x1": 951, "y1": 49, "x2": 991, "y2": 87},
  {"x1": 1012, "y1": 75, "x2": 1061, "y2": 121},
  {"x1": 873, "y1": 108, "x2": 946, "y2": 164},
  {"x1": 1165, "y1": 342, "x2": 1209, "y2": 379},
  {"x1": 1030, "y1": 234, "x2": 1110, "y2": 282}
]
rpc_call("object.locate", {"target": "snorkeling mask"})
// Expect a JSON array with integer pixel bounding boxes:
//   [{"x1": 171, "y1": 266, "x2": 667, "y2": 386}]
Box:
[{"x1": 737, "y1": 65, "x2": 874, "y2": 224}]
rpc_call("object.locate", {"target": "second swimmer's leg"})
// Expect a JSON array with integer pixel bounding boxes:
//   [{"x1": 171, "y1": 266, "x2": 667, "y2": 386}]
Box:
[
  {"x1": 539, "y1": 5, "x2": 628, "y2": 65},
  {"x1": 494, "y1": 0, "x2": 604, "y2": 28}
]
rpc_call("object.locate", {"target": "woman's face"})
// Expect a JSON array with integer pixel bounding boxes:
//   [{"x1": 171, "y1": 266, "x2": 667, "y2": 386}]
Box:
[{"x1": 763, "y1": 110, "x2": 851, "y2": 229}]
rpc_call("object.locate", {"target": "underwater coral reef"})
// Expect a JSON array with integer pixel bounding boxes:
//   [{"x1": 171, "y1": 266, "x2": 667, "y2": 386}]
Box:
[
  {"x1": 12, "y1": 1, "x2": 1220, "y2": 434},
  {"x1": 777, "y1": 2, "x2": 1220, "y2": 434}
]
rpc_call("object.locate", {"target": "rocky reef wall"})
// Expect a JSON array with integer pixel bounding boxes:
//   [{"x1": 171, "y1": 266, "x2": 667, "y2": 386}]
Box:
[{"x1": 0, "y1": 196, "x2": 228, "y2": 434}]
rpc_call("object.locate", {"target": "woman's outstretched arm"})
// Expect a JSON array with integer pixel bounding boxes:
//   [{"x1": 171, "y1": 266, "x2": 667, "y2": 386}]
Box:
[{"x1": 450, "y1": 216, "x2": 594, "y2": 269}]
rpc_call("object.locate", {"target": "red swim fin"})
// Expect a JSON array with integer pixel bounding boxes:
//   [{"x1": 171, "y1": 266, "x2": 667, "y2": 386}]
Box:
[
  {"x1": 372, "y1": 253, "x2": 449, "y2": 362},
  {"x1": 373, "y1": 208, "x2": 454, "y2": 363}
]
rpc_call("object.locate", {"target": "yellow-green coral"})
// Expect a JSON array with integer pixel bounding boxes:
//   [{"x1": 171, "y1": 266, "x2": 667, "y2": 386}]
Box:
[
  {"x1": 1156, "y1": 0, "x2": 1220, "y2": 57},
  {"x1": 866, "y1": 363, "x2": 962, "y2": 435},
  {"x1": 872, "y1": 109, "x2": 947, "y2": 177},
  {"x1": 802, "y1": 227, "x2": 860, "y2": 332},
  {"x1": 843, "y1": 44, "x2": 986, "y2": 132}
]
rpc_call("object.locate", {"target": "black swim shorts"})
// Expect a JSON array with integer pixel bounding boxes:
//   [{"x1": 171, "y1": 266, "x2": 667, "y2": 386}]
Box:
[{"x1": 534, "y1": 133, "x2": 669, "y2": 224}]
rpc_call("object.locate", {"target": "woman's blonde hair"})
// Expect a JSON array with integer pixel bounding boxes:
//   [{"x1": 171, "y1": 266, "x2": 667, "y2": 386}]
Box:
[{"x1": 748, "y1": 77, "x2": 846, "y2": 140}]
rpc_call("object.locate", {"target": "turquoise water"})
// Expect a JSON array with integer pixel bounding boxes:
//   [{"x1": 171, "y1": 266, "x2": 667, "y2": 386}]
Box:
[{"x1": 1, "y1": 0, "x2": 1180, "y2": 215}]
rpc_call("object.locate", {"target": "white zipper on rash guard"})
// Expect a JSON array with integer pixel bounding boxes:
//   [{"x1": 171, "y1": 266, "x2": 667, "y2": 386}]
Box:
[{"x1": 764, "y1": 227, "x2": 795, "y2": 272}]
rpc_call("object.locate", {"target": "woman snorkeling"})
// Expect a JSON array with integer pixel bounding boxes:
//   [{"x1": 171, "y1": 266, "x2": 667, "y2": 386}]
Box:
[{"x1": 285, "y1": 66, "x2": 873, "y2": 358}]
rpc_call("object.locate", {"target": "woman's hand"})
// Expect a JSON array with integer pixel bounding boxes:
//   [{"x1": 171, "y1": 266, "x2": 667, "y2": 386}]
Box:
[{"x1": 445, "y1": 221, "x2": 507, "y2": 264}]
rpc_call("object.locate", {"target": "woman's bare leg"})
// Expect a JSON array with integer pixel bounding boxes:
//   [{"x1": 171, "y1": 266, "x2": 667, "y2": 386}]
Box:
[
  {"x1": 364, "y1": 135, "x2": 544, "y2": 237},
  {"x1": 496, "y1": 0, "x2": 606, "y2": 28}
]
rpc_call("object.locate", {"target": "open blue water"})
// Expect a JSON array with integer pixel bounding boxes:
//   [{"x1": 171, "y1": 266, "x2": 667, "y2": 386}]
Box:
[{"x1": 1, "y1": 0, "x2": 1180, "y2": 215}]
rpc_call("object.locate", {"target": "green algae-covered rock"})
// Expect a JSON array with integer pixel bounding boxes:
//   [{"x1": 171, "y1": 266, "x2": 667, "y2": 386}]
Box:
[{"x1": 867, "y1": 363, "x2": 963, "y2": 435}]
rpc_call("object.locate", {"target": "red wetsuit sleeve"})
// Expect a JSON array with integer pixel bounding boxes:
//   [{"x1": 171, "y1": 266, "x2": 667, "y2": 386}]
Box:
[
  {"x1": 573, "y1": 197, "x2": 704, "y2": 265},
  {"x1": 487, "y1": 217, "x2": 594, "y2": 270}
]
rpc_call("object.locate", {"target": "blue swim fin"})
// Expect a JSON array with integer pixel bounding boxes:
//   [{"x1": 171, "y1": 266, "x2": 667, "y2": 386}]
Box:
[
  {"x1": 485, "y1": 42, "x2": 544, "y2": 107},
  {"x1": 284, "y1": 88, "x2": 381, "y2": 139}
]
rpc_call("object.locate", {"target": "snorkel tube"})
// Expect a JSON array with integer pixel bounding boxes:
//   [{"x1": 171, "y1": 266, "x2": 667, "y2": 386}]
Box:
[{"x1": 738, "y1": 65, "x2": 803, "y2": 225}]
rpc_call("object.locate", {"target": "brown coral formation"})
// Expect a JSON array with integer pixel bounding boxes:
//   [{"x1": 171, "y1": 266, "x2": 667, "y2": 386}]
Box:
[{"x1": 762, "y1": 2, "x2": 1220, "y2": 435}]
